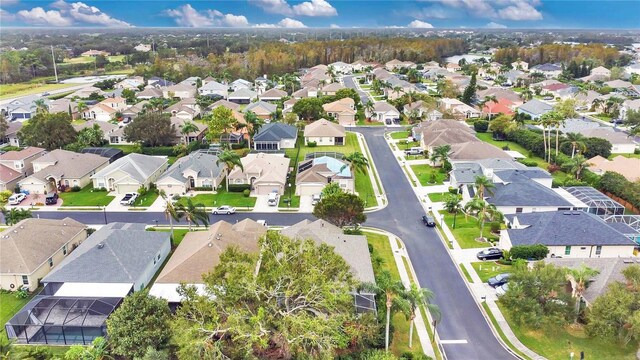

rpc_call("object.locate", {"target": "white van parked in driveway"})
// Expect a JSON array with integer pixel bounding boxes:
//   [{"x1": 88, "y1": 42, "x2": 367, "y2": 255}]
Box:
[{"x1": 267, "y1": 191, "x2": 279, "y2": 206}]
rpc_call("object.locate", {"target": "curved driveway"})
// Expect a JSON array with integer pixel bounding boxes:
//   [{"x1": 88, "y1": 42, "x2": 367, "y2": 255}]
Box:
[{"x1": 18, "y1": 128, "x2": 517, "y2": 360}]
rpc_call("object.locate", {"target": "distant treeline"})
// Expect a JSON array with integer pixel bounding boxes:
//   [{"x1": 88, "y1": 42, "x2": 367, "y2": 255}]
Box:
[{"x1": 493, "y1": 43, "x2": 630, "y2": 68}]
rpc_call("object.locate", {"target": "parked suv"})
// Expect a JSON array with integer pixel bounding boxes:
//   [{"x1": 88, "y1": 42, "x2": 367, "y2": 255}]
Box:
[
  {"x1": 421, "y1": 215, "x2": 436, "y2": 227},
  {"x1": 476, "y1": 248, "x2": 503, "y2": 261},
  {"x1": 45, "y1": 192, "x2": 59, "y2": 205}
]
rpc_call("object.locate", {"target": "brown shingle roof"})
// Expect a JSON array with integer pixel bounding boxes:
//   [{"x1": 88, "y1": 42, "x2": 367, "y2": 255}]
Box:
[
  {"x1": 0, "y1": 147, "x2": 46, "y2": 161},
  {"x1": 304, "y1": 119, "x2": 345, "y2": 138}
]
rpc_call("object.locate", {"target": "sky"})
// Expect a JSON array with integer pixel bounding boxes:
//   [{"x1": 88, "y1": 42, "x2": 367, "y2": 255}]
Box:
[{"x1": 0, "y1": 0, "x2": 638, "y2": 29}]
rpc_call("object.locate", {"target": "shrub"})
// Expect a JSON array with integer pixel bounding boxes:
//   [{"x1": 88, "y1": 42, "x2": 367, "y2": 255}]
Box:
[
  {"x1": 502, "y1": 145, "x2": 510, "y2": 151},
  {"x1": 228, "y1": 184, "x2": 251, "y2": 192},
  {"x1": 243, "y1": 189, "x2": 250, "y2": 197},
  {"x1": 192, "y1": 186, "x2": 213, "y2": 191},
  {"x1": 547, "y1": 164, "x2": 561, "y2": 173},
  {"x1": 518, "y1": 159, "x2": 539, "y2": 167},
  {"x1": 0, "y1": 190, "x2": 12, "y2": 204},
  {"x1": 473, "y1": 120, "x2": 489, "y2": 132},
  {"x1": 448, "y1": 187, "x2": 459, "y2": 195},
  {"x1": 307, "y1": 141, "x2": 317, "y2": 147},
  {"x1": 15, "y1": 287, "x2": 29, "y2": 299},
  {"x1": 71, "y1": 185, "x2": 81, "y2": 192},
  {"x1": 510, "y1": 244, "x2": 549, "y2": 260}
]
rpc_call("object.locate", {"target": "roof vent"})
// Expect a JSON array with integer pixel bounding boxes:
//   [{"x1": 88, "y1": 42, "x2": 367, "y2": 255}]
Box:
[
  {"x1": 563, "y1": 211, "x2": 571, "y2": 215},
  {"x1": 208, "y1": 242, "x2": 213, "y2": 247},
  {"x1": 97, "y1": 243, "x2": 104, "y2": 249}
]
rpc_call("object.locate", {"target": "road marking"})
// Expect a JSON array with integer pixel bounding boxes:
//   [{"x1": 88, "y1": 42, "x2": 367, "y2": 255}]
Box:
[{"x1": 440, "y1": 340, "x2": 468, "y2": 344}]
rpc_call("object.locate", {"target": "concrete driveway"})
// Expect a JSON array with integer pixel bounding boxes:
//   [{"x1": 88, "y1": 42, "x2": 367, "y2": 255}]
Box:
[{"x1": 253, "y1": 195, "x2": 278, "y2": 213}]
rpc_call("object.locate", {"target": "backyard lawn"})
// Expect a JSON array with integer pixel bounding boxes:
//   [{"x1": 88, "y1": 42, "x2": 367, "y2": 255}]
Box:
[
  {"x1": 364, "y1": 231, "x2": 424, "y2": 357},
  {"x1": 427, "y1": 192, "x2": 450, "y2": 203},
  {"x1": 177, "y1": 188, "x2": 256, "y2": 209},
  {"x1": 59, "y1": 186, "x2": 114, "y2": 206},
  {"x1": 471, "y1": 261, "x2": 512, "y2": 282},
  {"x1": 410, "y1": 164, "x2": 447, "y2": 186},
  {"x1": 440, "y1": 210, "x2": 497, "y2": 248},
  {"x1": 133, "y1": 191, "x2": 159, "y2": 207},
  {"x1": 149, "y1": 228, "x2": 192, "y2": 246},
  {"x1": 499, "y1": 303, "x2": 637, "y2": 360},
  {"x1": 1, "y1": 291, "x2": 33, "y2": 328},
  {"x1": 389, "y1": 131, "x2": 411, "y2": 139}
]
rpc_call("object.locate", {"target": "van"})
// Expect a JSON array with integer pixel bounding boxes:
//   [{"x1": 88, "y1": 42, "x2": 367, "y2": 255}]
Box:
[
  {"x1": 45, "y1": 192, "x2": 59, "y2": 205},
  {"x1": 267, "y1": 191, "x2": 279, "y2": 206}
]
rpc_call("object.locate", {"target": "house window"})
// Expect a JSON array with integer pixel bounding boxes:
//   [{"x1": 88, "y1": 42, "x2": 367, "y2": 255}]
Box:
[
  {"x1": 565, "y1": 246, "x2": 571, "y2": 255},
  {"x1": 22, "y1": 276, "x2": 29, "y2": 285},
  {"x1": 63, "y1": 245, "x2": 67, "y2": 255},
  {"x1": 515, "y1": 208, "x2": 523, "y2": 213},
  {"x1": 48, "y1": 257, "x2": 53, "y2": 267},
  {"x1": 595, "y1": 246, "x2": 602, "y2": 255}
]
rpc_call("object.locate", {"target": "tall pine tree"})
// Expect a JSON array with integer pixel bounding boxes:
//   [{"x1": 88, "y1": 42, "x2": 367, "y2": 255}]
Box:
[{"x1": 461, "y1": 71, "x2": 477, "y2": 105}]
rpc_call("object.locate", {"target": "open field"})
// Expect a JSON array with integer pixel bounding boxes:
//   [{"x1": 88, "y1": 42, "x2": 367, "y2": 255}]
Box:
[{"x1": 0, "y1": 82, "x2": 77, "y2": 100}]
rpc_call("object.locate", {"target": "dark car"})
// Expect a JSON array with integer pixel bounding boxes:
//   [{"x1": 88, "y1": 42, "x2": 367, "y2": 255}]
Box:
[
  {"x1": 421, "y1": 215, "x2": 436, "y2": 227},
  {"x1": 45, "y1": 192, "x2": 59, "y2": 205},
  {"x1": 488, "y1": 273, "x2": 511, "y2": 288},
  {"x1": 476, "y1": 247, "x2": 503, "y2": 261}
]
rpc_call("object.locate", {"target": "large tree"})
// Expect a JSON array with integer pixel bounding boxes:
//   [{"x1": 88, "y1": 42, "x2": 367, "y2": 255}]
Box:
[
  {"x1": 106, "y1": 291, "x2": 172, "y2": 358},
  {"x1": 292, "y1": 97, "x2": 325, "y2": 121},
  {"x1": 123, "y1": 112, "x2": 175, "y2": 146},
  {"x1": 0, "y1": 117, "x2": 8, "y2": 140},
  {"x1": 460, "y1": 71, "x2": 476, "y2": 105},
  {"x1": 18, "y1": 112, "x2": 77, "y2": 150},
  {"x1": 216, "y1": 149, "x2": 243, "y2": 191},
  {"x1": 313, "y1": 191, "x2": 367, "y2": 228},
  {"x1": 206, "y1": 106, "x2": 237, "y2": 142},
  {"x1": 172, "y1": 232, "x2": 378, "y2": 359}
]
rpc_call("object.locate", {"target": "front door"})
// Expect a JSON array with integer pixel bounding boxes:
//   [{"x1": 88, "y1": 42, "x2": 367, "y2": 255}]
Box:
[{"x1": 188, "y1": 176, "x2": 195, "y2": 188}]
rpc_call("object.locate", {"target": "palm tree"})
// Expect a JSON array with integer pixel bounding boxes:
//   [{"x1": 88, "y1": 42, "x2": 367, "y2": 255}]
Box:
[
  {"x1": 77, "y1": 101, "x2": 88, "y2": 118},
  {"x1": 1, "y1": 207, "x2": 32, "y2": 226},
  {"x1": 591, "y1": 98, "x2": 604, "y2": 113},
  {"x1": 444, "y1": 194, "x2": 463, "y2": 229},
  {"x1": 481, "y1": 95, "x2": 498, "y2": 120},
  {"x1": 566, "y1": 265, "x2": 599, "y2": 320},
  {"x1": 364, "y1": 100, "x2": 375, "y2": 120},
  {"x1": 562, "y1": 154, "x2": 590, "y2": 180},
  {"x1": 175, "y1": 198, "x2": 209, "y2": 231},
  {"x1": 392, "y1": 86, "x2": 403, "y2": 98},
  {"x1": 159, "y1": 190, "x2": 182, "y2": 240},
  {"x1": 244, "y1": 111, "x2": 263, "y2": 149},
  {"x1": 341, "y1": 152, "x2": 369, "y2": 175},
  {"x1": 360, "y1": 271, "x2": 410, "y2": 352},
  {"x1": 180, "y1": 122, "x2": 200, "y2": 144},
  {"x1": 429, "y1": 144, "x2": 451, "y2": 167},
  {"x1": 34, "y1": 99, "x2": 48, "y2": 114},
  {"x1": 403, "y1": 284, "x2": 440, "y2": 349},
  {"x1": 149, "y1": 98, "x2": 165, "y2": 112},
  {"x1": 464, "y1": 198, "x2": 503, "y2": 241},
  {"x1": 473, "y1": 175, "x2": 495, "y2": 200},
  {"x1": 216, "y1": 150, "x2": 244, "y2": 192},
  {"x1": 566, "y1": 132, "x2": 587, "y2": 158},
  {"x1": 540, "y1": 112, "x2": 559, "y2": 163}
]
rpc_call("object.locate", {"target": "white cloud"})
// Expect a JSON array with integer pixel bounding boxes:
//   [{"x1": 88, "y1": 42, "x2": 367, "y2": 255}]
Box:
[
  {"x1": 278, "y1": 18, "x2": 307, "y2": 28},
  {"x1": 486, "y1": 21, "x2": 507, "y2": 28},
  {"x1": 16, "y1": 7, "x2": 72, "y2": 26},
  {"x1": 65, "y1": 1, "x2": 132, "y2": 27},
  {"x1": 416, "y1": 6, "x2": 455, "y2": 19},
  {"x1": 253, "y1": 23, "x2": 279, "y2": 28},
  {"x1": 497, "y1": 2, "x2": 543, "y2": 20},
  {"x1": 408, "y1": 20, "x2": 434, "y2": 28},
  {"x1": 329, "y1": 23, "x2": 340, "y2": 28},
  {"x1": 423, "y1": 0, "x2": 543, "y2": 21},
  {"x1": 250, "y1": 0, "x2": 337, "y2": 17},
  {"x1": 0, "y1": 8, "x2": 15, "y2": 22},
  {"x1": 165, "y1": 4, "x2": 249, "y2": 27}
]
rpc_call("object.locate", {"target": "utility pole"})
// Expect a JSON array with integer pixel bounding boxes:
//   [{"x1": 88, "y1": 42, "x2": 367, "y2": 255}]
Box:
[{"x1": 50, "y1": 45, "x2": 58, "y2": 83}]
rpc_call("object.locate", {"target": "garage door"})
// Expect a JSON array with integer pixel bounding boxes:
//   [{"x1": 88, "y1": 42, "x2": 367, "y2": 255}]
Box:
[
  {"x1": 116, "y1": 183, "x2": 140, "y2": 195},
  {"x1": 297, "y1": 184, "x2": 324, "y2": 196},
  {"x1": 254, "y1": 184, "x2": 282, "y2": 195},
  {"x1": 21, "y1": 183, "x2": 49, "y2": 195}
]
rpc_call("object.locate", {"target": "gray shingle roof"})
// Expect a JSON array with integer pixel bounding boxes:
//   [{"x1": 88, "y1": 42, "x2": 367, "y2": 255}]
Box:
[
  {"x1": 518, "y1": 99, "x2": 553, "y2": 116},
  {"x1": 451, "y1": 162, "x2": 482, "y2": 184},
  {"x1": 253, "y1": 123, "x2": 297, "y2": 142},
  {"x1": 506, "y1": 211, "x2": 636, "y2": 247},
  {"x1": 91, "y1": 153, "x2": 167, "y2": 183},
  {"x1": 43, "y1": 223, "x2": 170, "y2": 284},
  {"x1": 158, "y1": 152, "x2": 224, "y2": 183},
  {"x1": 494, "y1": 169, "x2": 552, "y2": 182},
  {"x1": 487, "y1": 172, "x2": 572, "y2": 207}
]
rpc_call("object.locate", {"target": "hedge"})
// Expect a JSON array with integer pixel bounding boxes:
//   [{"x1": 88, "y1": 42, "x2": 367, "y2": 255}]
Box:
[
  {"x1": 474, "y1": 120, "x2": 489, "y2": 133},
  {"x1": 510, "y1": 244, "x2": 549, "y2": 260},
  {"x1": 600, "y1": 171, "x2": 640, "y2": 210},
  {"x1": 228, "y1": 184, "x2": 251, "y2": 192},
  {"x1": 142, "y1": 146, "x2": 175, "y2": 156}
]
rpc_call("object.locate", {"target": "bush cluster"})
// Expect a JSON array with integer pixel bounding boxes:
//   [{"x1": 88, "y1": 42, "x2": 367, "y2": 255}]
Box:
[{"x1": 510, "y1": 244, "x2": 550, "y2": 260}]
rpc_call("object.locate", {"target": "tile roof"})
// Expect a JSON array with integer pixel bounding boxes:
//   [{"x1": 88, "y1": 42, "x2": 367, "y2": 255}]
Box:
[{"x1": 518, "y1": 99, "x2": 554, "y2": 116}]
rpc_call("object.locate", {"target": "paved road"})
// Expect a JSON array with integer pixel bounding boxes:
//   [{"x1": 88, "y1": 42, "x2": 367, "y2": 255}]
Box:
[
  {"x1": 343, "y1": 75, "x2": 372, "y2": 105},
  {"x1": 18, "y1": 127, "x2": 518, "y2": 360}
]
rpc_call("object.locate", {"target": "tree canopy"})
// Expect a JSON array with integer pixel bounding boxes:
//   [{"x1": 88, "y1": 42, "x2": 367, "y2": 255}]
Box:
[
  {"x1": 123, "y1": 112, "x2": 175, "y2": 146},
  {"x1": 313, "y1": 191, "x2": 367, "y2": 228},
  {"x1": 18, "y1": 112, "x2": 77, "y2": 150}
]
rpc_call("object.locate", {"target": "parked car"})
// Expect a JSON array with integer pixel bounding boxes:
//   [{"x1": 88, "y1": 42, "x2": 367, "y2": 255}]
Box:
[
  {"x1": 311, "y1": 193, "x2": 322, "y2": 206},
  {"x1": 476, "y1": 248, "x2": 503, "y2": 261},
  {"x1": 267, "y1": 191, "x2": 279, "y2": 206},
  {"x1": 488, "y1": 273, "x2": 511, "y2": 288},
  {"x1": 212, "y1": 205, "x2": 236, "y2": 215},
  {"x1": 8, "y1": 193, "x2": 26, "y2": 205},
  {"x1": 405, "y1": 147, "x2": 423, "y2": 156},
  {"x1": 495, "y1": 283, "x2": 509, "y2": 296},
  {"x1": 45, "y1": 192, "x2": 59, "y2": 205},
  {"x1": 421, "y1": 215, "x2": 436, "y2": 227},
  {"x1": 119, "y1": 192, "x2": 139, "y2": 206},
  {"x1": 257, "y1": 219, "x2": 267, "y2": 227}
]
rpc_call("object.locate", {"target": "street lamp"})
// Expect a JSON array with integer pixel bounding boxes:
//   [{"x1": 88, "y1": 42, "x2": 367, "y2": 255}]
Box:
[{"x1": 102, "y1": 205, "x2": 107, "y2": 224}]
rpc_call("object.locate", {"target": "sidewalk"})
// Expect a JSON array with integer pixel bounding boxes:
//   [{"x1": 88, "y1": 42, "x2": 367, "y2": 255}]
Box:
[{"x1": 355, "y1": 132, "x2": 387, "y2": 211}]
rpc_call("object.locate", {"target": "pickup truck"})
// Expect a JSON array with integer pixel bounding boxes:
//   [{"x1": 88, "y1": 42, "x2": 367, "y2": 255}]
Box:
[
  {"x1": 119, "y1": 192, "x2": 139, "y2": 206},
  {"x1": 405, "y1": 147, "x2": 423, "y2": 156}
]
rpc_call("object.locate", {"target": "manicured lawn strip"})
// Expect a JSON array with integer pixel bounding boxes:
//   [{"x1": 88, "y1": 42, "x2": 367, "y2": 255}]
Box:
[
  {"x1": 427, "y1": 192, "x2": 449, "y2": 203},
  {"x1": 402, "y1": 165, "x2": 417, "y2": 187},
  {"x1": 149, "y1": 228, "x2": 192, "y2": 246},
  {"x1": 481, "y1": 303, "x2": 531, "y2": 360},
  {"x1": 460, "y1": 264, "x2": 474, "y2": 283},
  {"x1": 498, "y1": 302, "x2": 636, "y2": 360},
  {"x1": 107, "y1": 144, "x2": 138, "y2": 154},
  {"x1": 279, "y1": 194, "x2": 301, "y2": 208},
  {"x1": 398, "y1": 140, "x2": 420, "y2": 149},
  {"x1": 357, "y1": 119, "x2": 386, "y2": 126},
  {"x1": 134, "y1": 191, "x2": 159, "y2": 207},
  {"x1": 355, "y1": 169, "x2": 377, "y2": 206},
  {"x1": 439, "y1": 210, "x2": 496, "y2": 249},
  {"x1": 59, "y1": 186, "x2": 114, "y2": 206},
  {"x1": 390, "y1": 131, "x2": 411, "y2": 139},
  {"x1": 285, "y1": 132, "x2": 359, "y2": 160},
  {"x1": 471, "y1": 261, "x2": 512, "y2": 283},
  {"x1": 0, "y1": 82, "x2": 77, "y2": 100},
  {"x1": 1, "y1": 291, "x2": 34, "y2": 328},
  {"x1": 364, "y1": 231, "x2": 423, "y2": 357},
  {"x1": 177, "y1": 189, "x2": 256, "y2": 208},
  {"x1": 410, "y1": 164, "x2": 447, "y2": 186}
]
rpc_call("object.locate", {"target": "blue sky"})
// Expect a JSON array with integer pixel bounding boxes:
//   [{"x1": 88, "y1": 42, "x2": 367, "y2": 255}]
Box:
[{"x1": 1, "y1": 1, "x2": 638, "y2": 29}]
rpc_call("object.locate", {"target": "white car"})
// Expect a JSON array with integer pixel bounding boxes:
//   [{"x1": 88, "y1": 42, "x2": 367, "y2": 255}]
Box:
[
  {"x1": 496, "y1": 283, "x2": 509, "y2": 297},
  {"x1": 8, "y1": 193, "x2": 27, "y2": 205},
  {"x1": 257, "y1": 220, "x2": 267, "y2": 227},
  {"x1": 119, "y1": 192, "x2": 139, "y2": 206},
  {"x1": 212, "y1": 205, "x2": 236, "y2": 215}
]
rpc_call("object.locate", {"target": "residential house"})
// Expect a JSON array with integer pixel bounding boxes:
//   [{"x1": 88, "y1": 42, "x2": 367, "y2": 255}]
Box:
[
  {"x1": 372, "y1": 68, "x2": 393, "y2": 81},
  {"x1": 530, "y1": 63, "x2": 562, "y2": 78},
  {"x1": 477, "y1": 88, "x2": 523, "y2": 106},
  {"x1": 48, "y1": 98, "x2": 79, "y2": 119},
  {"x1": 6, "y1": 223, "x2": 170, "y2": 345},
  {"x1": 281, "y1": 219, "x2": 376, "y2": 313},
  {"x1": 0, "y1": 218, "x2": 87, "y2": 292},
  {"x1": 384, "y1": 77, "x2": 415, "y2": 100},
  {"x1": 80, "y1": 147, "x2": 124, "y2": 164},
  {"x1": 147, "y1": 77, "x2": 175, "y2": 88},
  {"x1": 115, "y1": 77, "x2": 145, "y2": 90},
  {"x1": 259, "y1": 88, "x2": 288, "y2": 102},
  {"x1": 179, "y1": 77, "x2": 200, "y2": 87},
  {"x1": 445, "y1": 63, "x2": 462, "y2": 73},
  {"x1": 503, "y1": 69, "x2": 527, "y2": 86},
  {"x1": 228, "y1": 88, "x2": 258, "y2": 104},
  {"x1": 412, "y1": 119, "x2": 470, "y2": 141},
  {"x1": 329, "y1": 61, "x2": 353, "y2": 74},
  {"x1": 588, "y1": 155, "x2": 640, "y2": 182},
  {"x1": 367, "y1": 101, "x2": 401, "y2": 124},
  {"x1": 19, "y1": 150, "x2": 109, "y2": 194},
  {"x1": 165, "y1": 98, "x2": 200, "y2": 121},
  {"x1": 156, "y1": 152, "x2": 225, "y2": 196},
  {"x1": 581, "y1": 128, "x2": 637, "y2": 154},
  {"x1": 163, "y1": 83, "x2": 197, "y2": 99},
  {"x1": 1, "y1": 121, "x2": 22, "y2": 147},
  {"x1": 106, "y1": 126, "x2": 131, "y2": 145},
  {"x1": 448, "y1": 142, "x2": 512, "y2": 162},
  {"x1": 121, "y1": 101, "x2": 148, "y2": 122},
  {"x1": 244, "y1": 101, "x2": 277, "y2": 120},
  {"x1": 482, "y1": 98, "x2": 515, "y2": 117},
  {"x1": 170, "y1": 117, "x2": 207, "y2": 145},
  {"x1": 283, "y1": 98, "x2": 298, "y2": 115},
  {"x1": 449, "y1": 158, "x2": 528, "y2": 190},
  {"x1": 253, "y1": 123, "x2": 297, "y2": 150},
  {"x1": 73, "y1": 120, "x2": 117, "y2": 143},
  {"x1": 0, "y1": 163, "x2": 22, "y2": 192},
  {"x1": 511, "y1": 60, "x2": 529, "y2": 71},
  {"x1": 91, "y1": 153, "x2": 168, "y2": 194},
  {"x1": 438, "y1": 98, "x2": 481, "y2": 119},
  {"x1": 100, "y1": 96, "x2": 127, "y2": 111},
  {"x1": 254, "y1": 76, "x2": 269, "y2": 94},
  {"x1": 501, "y1": 211, "x2": 636, "y2": 258},
  {"x1": 136, "y1": 87, "x2": 163, "y2": 100},
  {"x1": 420, "y1": 126, "x2": 478, "y2": 154},
  {"x1": 230, "y1": 79, "x2": 253, "y2": 91},
  {"x1": 198, "y1": 80, "x2": 228, "y2": 99},
  {"x1": 227, "y1": 153, "x2": 289, "y2": 195},
  {"x1": 351, "y1": 60, "x2": 372, "y2": 72},
  {"x1": 403, "y1": 100, "x2": 432, "y2": 119},
  {"x1": 426, "y1": 109, "x2": 444, "y2": 121},
  {"x1": 573, "y1": 90, "x2": 601, "y2": 110},
  {"x1": 385, "y1": 59, "x2": 416, "y2": 71},
  {"x1": 0, "y1": 147, "x2": 46, "y2": 176},
  {"x1": 82, "y1": 103, "x2": 117, "y2": 121},
  {"x1": 149, "y1": 219, "x2": 267, "y2": 304},
  {"x1": 292, "y1": 87, "x2": 318, "y2": 99},
  {"x1": 134, "y1": 44, "x2": 151, "y2": 52},
  {"x1": 207, "y1": 99, "x2": 241, "y2": 112},
  {"x1": 621, "y1": 99, "x2": 640, "y2": 120},
  {"x1": 66, "y1": 86, "x2": 104, "y2": 99},
  {"x1": 81, "y1": 49, "x2": 109, "y2": 57},
  {"x1": 303, "y1": 119, "x2": 346, "y2": 146},
  {"x1": 517, "y1": 99, "x2": 554, "y2": 120},
  {"x1": 321, "y1": 83, "x2": 345, "y2": 96},
  {"x1": 323, "y1": 98, "x2": 356, "y2": 126},
  {"x1": 296, "y1": 156, "x2": 354, "y2": 196}
]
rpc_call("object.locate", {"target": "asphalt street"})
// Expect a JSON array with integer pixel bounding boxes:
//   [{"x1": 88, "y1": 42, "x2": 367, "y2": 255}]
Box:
[
  {"x1": 15, "y1": 127, "x2": 518, "y2": 360},
  {"x1": 343, "y1": 75, "x2": 372, "y2": 104}
]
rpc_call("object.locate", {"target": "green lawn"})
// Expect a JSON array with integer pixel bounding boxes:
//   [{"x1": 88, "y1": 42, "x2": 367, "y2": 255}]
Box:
[
  {"x1": 14, "y1": 345, "x2": 70, "y2": 358},
  {"x1": 0, "y1": 82, "x2": 77, "y2": 100},
  {"x1": 177, "y1": 189, "x2": 256, "y2": 209},
  {"x1": 364, "y1": 231, "x2": 423, "y2": 357},
  {"x1": 440, "y1": 210, "x2": 497, "y2": 248},
  {"x1": 482, "y1": 303, "x2": 532, "y2": 360},
  {"x1": 59, "y1": 186, "x2": 114, "y2": 206},
  {"x1": 410, "y1": 164, "x2": 447, "y2": 186},
  {"x1": 471, "y1": 261, "x2": 512, "y2": 282},
  {"x1": 61, "y1": 55, "x2": 125, "y2": 65},
  {"x1": 279, "y1": 194, "x2": 301, "y2": 208},
  {"x1": 356, "y1": 119, "x2": 386, "y2": 126},
  {"x1": 107, "y1": 144, "x2": 138, "y2": 154},
  {"x1": 499, "y1": 303, "x2": 637, "y2": 360},
  {"x1": 427, "y1": 192, "x2": 450, "y2": 202},
  {"x1": 389, "y1": 131, "x2": 411, "y2": 139},
  {"x1": 398, "y1": 140, "x2": 420, "y2": 149},
  {"x1": 133, "y1": 191, "x2": 159, "y2": 207},
  {"x1": 149, "y1": 228, "x2": 191, "y2": 246},
  {"x1": 355, "y1": 170, "x2": 377, "y2": 207},
  {"x1": 476, "y1": 132, "x2": 546, "y2": 167},
  {"x1": 285, "y1": 132, "x2": 359, "y2": 160},
  {"x1": 460, "y1": 264, "x2": 474, "y2": 283},
  {"x1": 1, "y1": 291, "x2": 33, "y2": 328}
]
